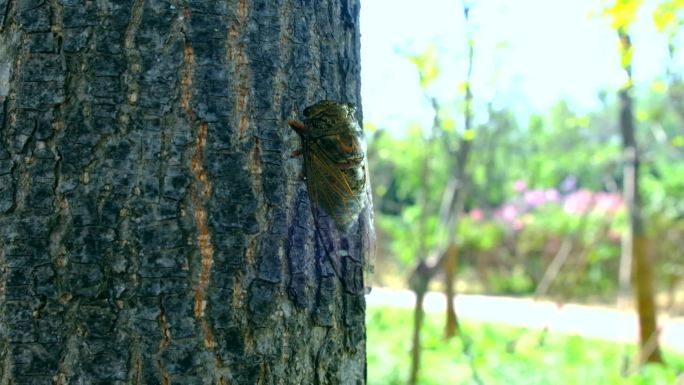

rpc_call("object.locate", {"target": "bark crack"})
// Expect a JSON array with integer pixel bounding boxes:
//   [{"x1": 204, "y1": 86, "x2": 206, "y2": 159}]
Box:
[
  {"x1": 157, "y1": 298, "x2": 171, "y2": 384},
  {"x1": 227, "y1": 0, "x2": 250, "y2": 140},
  {"x1": 179, "y1": 6, "x2": 216, "y2": 352},
  {"x1": 132, "y1": 349, "x2": 142, "y2": 385},
  {"x1": 190, "y1": 122, "x2": 215, "y2": 332},
  {"x1": 181, "y1": 41, "x2": 195, "y2": 119},
  {"x1": 122, "y1": 0, "x2": 144, "y2": 113},
  {"x1": 54, "y1": 299, "x2": 82, "y2": 385}
]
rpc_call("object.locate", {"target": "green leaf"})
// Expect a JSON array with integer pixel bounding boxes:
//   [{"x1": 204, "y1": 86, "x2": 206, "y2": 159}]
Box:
[
  {"x1": 407, "y1": 45, "x2": 440, "y2": 89},
  {"x1": 441, "y1": 117, "x2": 456, "y2": 132},
  {"x1": 602, "y1": 0, "x2": 644, "y2": 31},
  {"x1": 653, "y1": 0, "x2": 684, "y2": 34},
  {"x1": 672, "y1": 135, "x2": 684, "y2": 147},
  {"x1": 620, "y1": 43, "x2": 634, "y2": 68},
  {"x1": 653, "y1": 8, "x2": 676, "y2": 31}
]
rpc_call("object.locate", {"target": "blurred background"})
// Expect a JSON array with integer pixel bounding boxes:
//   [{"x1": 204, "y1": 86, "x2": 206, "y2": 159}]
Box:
[{"x1": 360, "y1": 0, "x2": 684, "y2": 384}]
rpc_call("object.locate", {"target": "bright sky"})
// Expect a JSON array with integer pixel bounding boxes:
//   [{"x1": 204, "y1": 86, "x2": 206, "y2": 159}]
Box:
[{"x1": 360, "y1": 0, "x2": 671, "y2": 133}]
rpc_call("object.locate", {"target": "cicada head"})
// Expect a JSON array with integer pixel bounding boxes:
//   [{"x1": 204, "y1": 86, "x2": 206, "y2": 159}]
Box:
[{"x1": 302, "y1": 101, "x2": 366, "y2": 167}]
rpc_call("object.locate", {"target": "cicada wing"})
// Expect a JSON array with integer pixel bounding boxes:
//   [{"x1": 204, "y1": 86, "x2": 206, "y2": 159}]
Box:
[
  {"x1": 303, "y1": 146, "x2": 369, "y2": 294},
  {"x1": 302, "y1": 148, "x2": 346, "y2": 281},
  {"x1": 360, "y1": 162, "x2": 376, "y2": 293},
  {"x1": 304, "y1": 145, "x2": 361, "y2": 228},
  {"x1": 303, "y1": 144, "x2": 375, "y2": 294}
]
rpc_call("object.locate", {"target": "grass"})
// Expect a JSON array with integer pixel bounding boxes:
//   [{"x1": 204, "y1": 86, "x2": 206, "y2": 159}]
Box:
[{"x1": 367, "y1": 306, "x2": 684, "y2": 385}]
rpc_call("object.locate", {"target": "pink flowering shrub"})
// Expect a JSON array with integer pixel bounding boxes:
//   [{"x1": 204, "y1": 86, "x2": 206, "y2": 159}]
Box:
[{"x1": 459, "y1": 180, "x2": 625, "y2": 296}]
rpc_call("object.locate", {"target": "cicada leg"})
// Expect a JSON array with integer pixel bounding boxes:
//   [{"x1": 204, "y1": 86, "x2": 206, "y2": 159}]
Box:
[{"x1": 288, "y1": 119, "x2": 306, "y2": 133}]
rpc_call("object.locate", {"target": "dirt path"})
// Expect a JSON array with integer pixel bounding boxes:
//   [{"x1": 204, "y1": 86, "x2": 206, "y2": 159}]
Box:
[{"x1": 366, "y1": 288, "x2": 684, "y2": 352}]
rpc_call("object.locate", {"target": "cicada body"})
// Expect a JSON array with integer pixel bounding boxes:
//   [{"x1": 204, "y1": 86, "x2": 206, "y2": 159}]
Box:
[{"x1": 289, "y1": 100, "x2": 375, "y2": 293}]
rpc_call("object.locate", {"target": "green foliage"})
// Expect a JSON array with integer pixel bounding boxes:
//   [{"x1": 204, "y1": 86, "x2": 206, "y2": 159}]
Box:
[
  {"x1": 458, "y1": 217, "x2": 504, "y2": 252},
  {"x1": 601, "y1": 0, "x2": 644, "y2": 31},
  {"x1": 653, "y1": 0, "x2": 684, "y2": 36},
  {"x1": 367, "y1": 306, "x2": 684, "y2": 385},
  {"x1": 369, "y1": 98, "x2": 631, "y2": 297},
  {"x1": 370, "y1": 18, "x2": 684, "y2": 298},
  {"x1": 368, "y1": 47, "x2": 684, "y2": 296},
  {"x1": 486, "y1": 266, "x2": 534, "y2": 295},
  {"x1": 406, "y1": 45, "x2": 441, "y2": 90},
  {"x1": 369, "y1": 122, "x2": 453, "y2": 264}
]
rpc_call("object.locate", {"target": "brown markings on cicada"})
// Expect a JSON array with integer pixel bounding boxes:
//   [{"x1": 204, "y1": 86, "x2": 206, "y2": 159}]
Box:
[
  {"x1": 288, "y1": 101, "x2": 367, "y2": 231},
  {"x1": 289, "y1": 100, "x2": 374, "y2": 293}
]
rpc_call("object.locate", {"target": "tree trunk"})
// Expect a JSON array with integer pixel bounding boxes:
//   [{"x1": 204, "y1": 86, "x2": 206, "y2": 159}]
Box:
[
  {"x1": 616, "y1": 30, "x2": 663, "y2": 365},
  {"x1": 443, "y1": 242, "x2": 460, "y2": 339},
  {"x1": 0, "y1": 1, "x2": 366, "y2": 384},
  {"x1": 407, "y1": 261, "x2": 429, "y2": 385}
]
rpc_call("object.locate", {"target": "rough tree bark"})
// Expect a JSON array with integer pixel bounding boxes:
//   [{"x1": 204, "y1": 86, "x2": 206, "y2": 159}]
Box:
[{"x1": 0, "y1": 0, "x2": 366, "y2": 384}]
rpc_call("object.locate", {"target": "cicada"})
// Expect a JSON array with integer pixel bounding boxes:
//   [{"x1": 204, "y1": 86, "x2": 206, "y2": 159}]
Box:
[{"x1": 289, "y1": 100, "x2": 375, "y2": 294}]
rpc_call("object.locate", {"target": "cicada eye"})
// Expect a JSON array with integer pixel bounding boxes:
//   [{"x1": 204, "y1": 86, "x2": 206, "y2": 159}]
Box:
[
  {"x1": 317, "y1": 135, "x2": 341, "y2": 152},
  {"x1": 331, "y1": 133, "x2": 355, "y2": 155}
]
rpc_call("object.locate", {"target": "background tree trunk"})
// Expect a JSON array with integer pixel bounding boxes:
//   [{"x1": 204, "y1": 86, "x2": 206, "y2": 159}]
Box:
[
  {"x1": 616, "y1": 30, "x2": 663, "y2": 365},
  {"x1": 0, "y1": 1, "x2": 365, "y2": 384}
]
